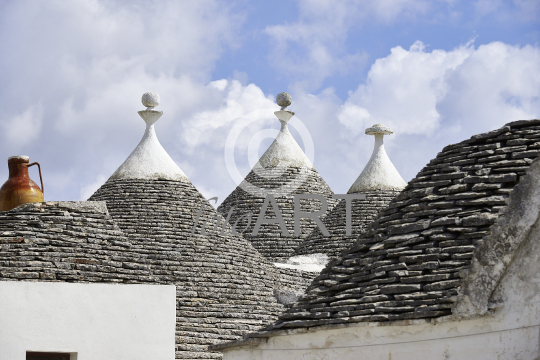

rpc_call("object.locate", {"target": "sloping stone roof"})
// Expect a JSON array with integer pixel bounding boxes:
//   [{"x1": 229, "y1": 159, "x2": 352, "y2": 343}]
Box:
[
  {"x1": 0, "y1": 201, "x2": 131, "y2": 282},
  {"x1": 0, "y1": 93, "x2": 320, "y2": 359},
  {"x1": 295, "y1": 190, "x2": 401, "y2": 258},
  {"x1": 217, "y1": 104, "x2": 339, "y2": 261},
  {"x1": 88, "y1": 177, "x2": 300, "y2": 358},
  {"x1": 84, "y1": 93, "x2": 319, "y2": 358},
  {"x1": 217, "y1": 168, "x2": 339, "y2": 261},
  {"x1": 0, "y1": 198, "x2": 314, "y2": 359},
  {"x1": 263, "y1": 119, "x2": 540, "y2": 331},
  {"x1": 295, "y1": 124, "x2": 404, "y2": 258}
]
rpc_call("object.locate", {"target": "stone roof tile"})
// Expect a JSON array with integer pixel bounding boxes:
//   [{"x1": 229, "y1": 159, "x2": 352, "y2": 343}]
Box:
[
  {"x1": 265, "y1": 119, "x2": 540, "y2": 331},
  {"x1": 217, "y1": 93, "x2": 339, "y2": 261},
  {"x1": 0, "y1": 198, "x2": 315, "y2": 359}
]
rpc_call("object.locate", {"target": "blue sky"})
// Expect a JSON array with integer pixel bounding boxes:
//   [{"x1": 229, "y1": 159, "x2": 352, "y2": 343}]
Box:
[
  {"x1": 0, "y1": 0, "x2": 538, "y2": 204},
  {"x1": 217, "y1": 1, "x2": 538, "y2": 98}
]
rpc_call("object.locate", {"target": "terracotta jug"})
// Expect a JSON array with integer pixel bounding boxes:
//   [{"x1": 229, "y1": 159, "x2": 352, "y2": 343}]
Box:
[{"x1": 0, "y1": 156, "x2": 44, "y2": 211}]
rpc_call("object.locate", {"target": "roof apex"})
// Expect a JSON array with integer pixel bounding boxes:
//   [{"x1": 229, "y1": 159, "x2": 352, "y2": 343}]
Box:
[
  {"x1": 255, "y1": 98, "x2": 313, "y2": 170},
  {"x1": 348, "y1": 124, "x2": 406, "y2": 193},
  {"x1": 109, "y1": 93, "x2": 190, "y2": 182}
]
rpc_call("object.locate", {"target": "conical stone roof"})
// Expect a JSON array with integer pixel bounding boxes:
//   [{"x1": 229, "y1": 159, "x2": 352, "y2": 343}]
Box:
[
  {"x1": 261, "y1": 119, "x2": 540, "y2": 331},
  {"x1": 86, "y1": 93, "x2": 291, "y2": 359},
  {"x1": 217, "y1": 93, "x2": 339, "y2": 261},
  {"x1": 296, "y1": 124, "x2": 405, "y2": 258}
]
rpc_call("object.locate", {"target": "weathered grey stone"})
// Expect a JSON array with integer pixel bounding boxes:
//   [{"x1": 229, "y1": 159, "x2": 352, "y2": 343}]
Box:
[
  {"x1": 512, "y1": 150, "x2": 539, "y2": 159},
  {"x1": 488, "y1": 174, "x2": 517, "y2": 183},
  {"x1": 467, "y1": 150, "x2": 494, "y2": 158},
  {"x1": 431, "y1": 217, "x2": 460, "y2": 227},
  {"x1": 387, "y1": 219, "x2": 431, "y2": 235},
  {"x1": 1, "y1": 181, "x2": 317, "y2": 360},
  {"x1": 217, "y1": 167, "x2": 339, "y2": 261},
  {"x1": 296, "y1": 190, "x2": 400, "y2": 258},
  {"x1": 471, "y1": 183, "x2": 502, "y2": 191},
  {"x1": 439, "y1": 184, "x2": 468, "y2": 195},
  {"x1": 456, "y1": 196, "x2": 508, "y2": 206},
  {"x1": 456, "y1": 156, "x2": 540, "y2": 316},
  {"x1": 263, "y1": 120, "x2": 540, "y2": 332},
  {"x1": 380, "y1": 284, "x2": 422, "y2": 294},
  {"x1": 470, "y1": 126, "x2": 510, "y2": 140},
  {"x1": 478, "y1": 143, "x2": 500, "y2": 151},
  {"x1": 506, "y1": 138, "x2": 532, "y2": 146}
]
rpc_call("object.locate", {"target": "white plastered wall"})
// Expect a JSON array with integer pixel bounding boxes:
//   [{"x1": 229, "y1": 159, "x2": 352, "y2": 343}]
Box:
[
  {"x1": 0, "y1": 281, "x2": 176, "y2": 360},
  {"x1": 222, "y1": 314, "x2": 539, "y2": 360}
]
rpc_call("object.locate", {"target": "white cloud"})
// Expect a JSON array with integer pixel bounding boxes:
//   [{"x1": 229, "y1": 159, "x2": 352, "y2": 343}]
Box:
[
  {"x1": 264, "y1": 0, "x2": 435, "y2": 91},
  {"x1": 1, "y1": 0, "x2": 538, "y2": 209},
  {"x1": 0, "y1": 0, "x2": 244, "y2": 201},
  {"x1": 1, "y1": 104, "x2": 43, "y2": 151},
  {"x1": 339, "y1": 40, "x2": 540, "y2": 136},
  {"x1": 54, "y1": 76, "x2": 279, "y2": 202},
  {"x1": 172, "y1": 80, "x2": 291, "y2": 204},
  {"x1": 514, "y1": 0, "x2": 540, "y2": 17},
  {"x1": 178, "y1": 80, "x2": 276, "y2": 151},
  {"x1": 339, "y1": 40, "x2": 474, "y2": 135},
  {"x1": 337, "y1": 104, "x2": 371, "y2": 137},
  {"x1": 79, "y1": 174, "x2": 107, "y2": 201},
  {"x1": 334, "y1": 40, "x2": 540, "y2": 184},
  {"x1": 263, "y1": 0, "x2": 538, "y2": 94},
  {"x1": 474, "y1": 0, "x2": 504, "y2": 16}
]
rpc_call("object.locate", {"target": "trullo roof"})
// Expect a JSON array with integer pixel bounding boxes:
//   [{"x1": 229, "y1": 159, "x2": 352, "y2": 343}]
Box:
[
  {"x1": 86, "y1": 92, "x2": 293, "y2": 358},
  {"x1": 217, "y1": 93, "x2": 339, "y2": 261},
  {"x1": 252, "y1": 119, "x2": 540, "y2": 332},
  {"x1": 296, "y1": 124, "x2": 405, "y2": 258}
]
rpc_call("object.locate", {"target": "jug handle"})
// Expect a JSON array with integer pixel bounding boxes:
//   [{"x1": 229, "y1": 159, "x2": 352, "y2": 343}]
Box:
[{"x1": 26, "y1": 162, "x2": 44, "y2": 195}]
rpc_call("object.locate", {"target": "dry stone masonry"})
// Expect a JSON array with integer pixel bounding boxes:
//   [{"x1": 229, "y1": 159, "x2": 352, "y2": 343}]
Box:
[
  {"x1": 0, "y1": 93, "x2": 317, "y2": 360},
  {"x1": 217, "y1": 93, "x2": 339, "y2": 261},
  {"x1": 296, "y1": 190, "x2": 401, "y2": 258},
  {"x1": 0, "y1": 201, "x2": 131, "y2": 283},
  {"x1": 218, "y1": 168, "x2": 338, "y2": 261},
  {"x1": 262, "y1": 119, "x2": 540, "y2": 331},
  {"x1": 88, "y1": 179, "x2": 313, "y2": 358},
  {"x1": 0, "y1": 200, "x2": 313, "y2": 359},
  {"x1": 296, "y1": 124, "x2": 405, "y2": 259}
]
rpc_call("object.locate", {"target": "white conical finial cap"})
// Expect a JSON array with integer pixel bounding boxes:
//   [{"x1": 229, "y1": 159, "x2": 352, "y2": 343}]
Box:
[
  {"x1": 108, "y1": 92, "x2": 189, "y2": 183},
  {"x1": 348, "y1": 123, "x2": 406, "y2": 193},
  {"x1": 253, "y1": 92, "x2": 312, "y2": 169}
]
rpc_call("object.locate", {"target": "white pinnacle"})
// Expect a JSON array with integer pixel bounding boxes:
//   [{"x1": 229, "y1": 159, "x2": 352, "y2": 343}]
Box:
[
  {"x1": 109, "y1": 92, "x2": 190, "y2": 183},
  {"x1": 255, "y1": 92, "x2": 314, "y2": 170},
  {"x1": 348, "y1": 124, "x2": 406, "y2": 193}
]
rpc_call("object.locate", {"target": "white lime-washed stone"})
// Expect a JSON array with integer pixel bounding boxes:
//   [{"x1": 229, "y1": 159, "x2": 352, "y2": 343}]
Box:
[
  {"x1": 255, "y1": 110, "x2": 314, "y2": 170},
  {"x1": 141, "y1": 91, "x2": 160, "y2": 108},
  {"x1": 110, "y1": 94, "x2": 189, "y2": 182},
  {"x1": 348, "y1": 123, "x2": 406, "y2": 193}
]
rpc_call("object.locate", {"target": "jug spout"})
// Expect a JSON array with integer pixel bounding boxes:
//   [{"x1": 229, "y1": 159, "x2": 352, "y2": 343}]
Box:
[{"x1": 0, "y1": 155, "x2": 44, "y2": 211}]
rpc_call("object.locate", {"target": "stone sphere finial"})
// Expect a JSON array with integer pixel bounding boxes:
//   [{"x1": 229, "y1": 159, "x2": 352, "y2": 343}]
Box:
[
  {"x1": 276, "y1": 92, "x2": 292, "y2": 110},
  {"x1": 142, "y1": 91, "x2": 160, "y2": 108}
]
